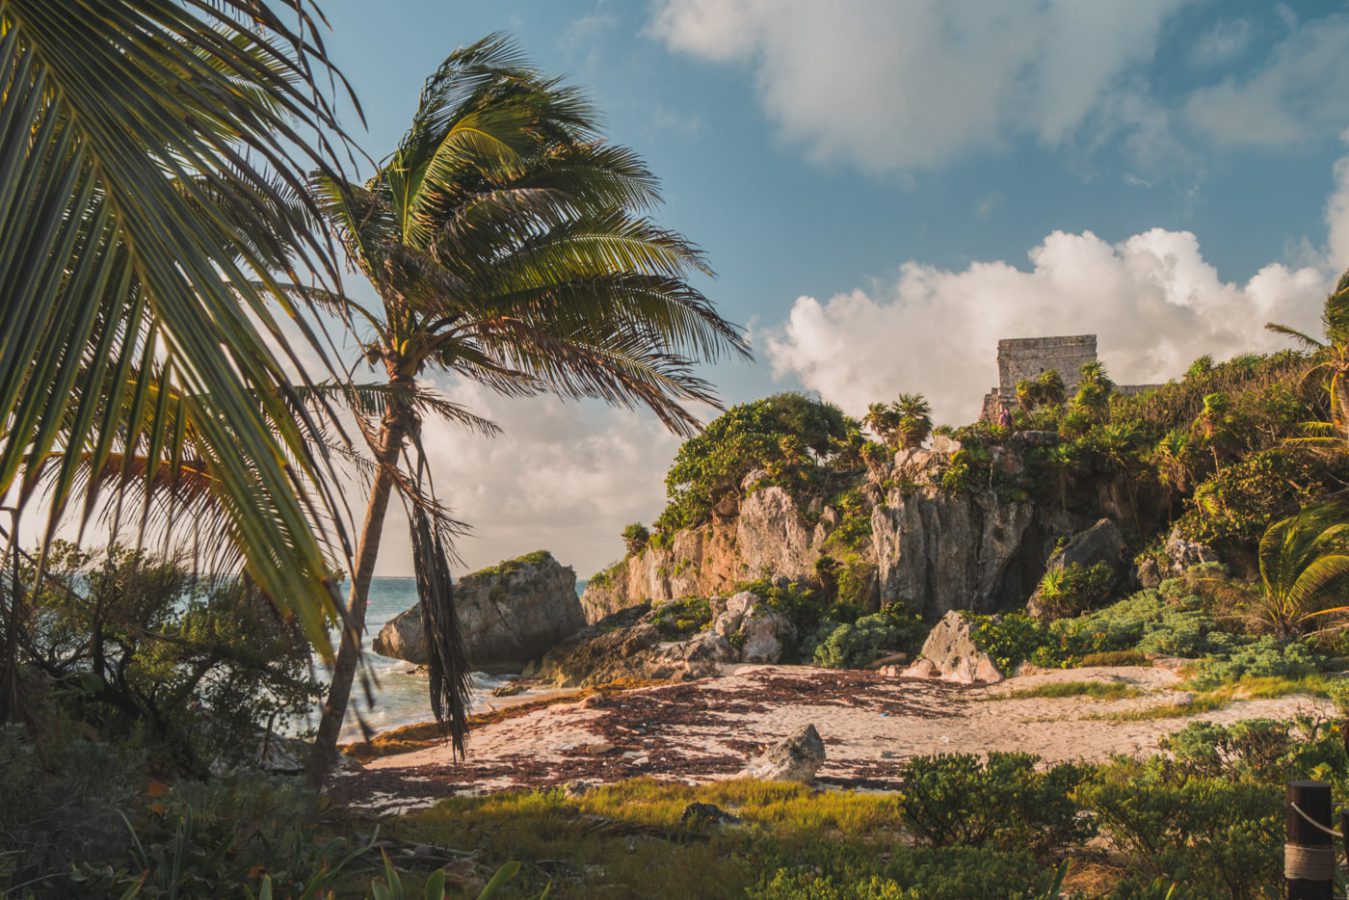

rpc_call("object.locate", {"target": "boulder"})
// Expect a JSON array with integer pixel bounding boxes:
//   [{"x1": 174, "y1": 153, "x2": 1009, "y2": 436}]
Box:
[
  {"x1": 742, "y1": 724, "x2": 826, "y2": 782},
  {"x1": 712, "y1": 590, "x2": 796, "y2": 663},
  {"x1": 901, "y1": 611, "x2": 1003, "y2": 684},
  {"x1": 534, "y1": 605, "x2": 731, "y2": 686},
  {"x1": 1027, "y1": 518, "x2": 1126, "y2": 618},
  {"x1": 373, "y1": 551, "x2": 585, "y2": 672}
]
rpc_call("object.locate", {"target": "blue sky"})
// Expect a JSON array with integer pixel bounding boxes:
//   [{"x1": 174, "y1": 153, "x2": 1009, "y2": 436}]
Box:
[{"x1": 315, "y1": 1, "x2": 1349, "y2": 575}]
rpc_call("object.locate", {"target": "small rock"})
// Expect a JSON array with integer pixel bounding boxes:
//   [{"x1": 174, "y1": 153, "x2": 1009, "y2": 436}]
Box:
[
  {"x1": 580, "y1": 693, "x2": 612, "y2": 709},
  {"x1": 621, "y1": 750, "x2": 643, "y2": 760},
  {"x1": 680, "y1": 802, "x2": 742, "y2": 828},
  {"x1": 742, "y1": 724, "x2": 826, "y2": 782},
  {"x1": 581, "y1": 741, "x2": 617, "y2": 756}
]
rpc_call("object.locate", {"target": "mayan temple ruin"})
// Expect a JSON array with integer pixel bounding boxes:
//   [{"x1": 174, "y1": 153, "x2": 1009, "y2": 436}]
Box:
[{"x1": 981, "y1": 334, "x2": 1159, "y2": 419}]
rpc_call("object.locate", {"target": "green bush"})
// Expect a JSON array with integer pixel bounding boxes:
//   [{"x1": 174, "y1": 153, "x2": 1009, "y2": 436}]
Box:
[
  {"x1": 1078, "y1": 759, "x2": 1281, "y2": 898},
  {"x1": 748, "y1": 847, "x2": 1054, "y2": 900},
  {"x1": 1161, "y1": 717, "x2": 1346, "y2": 783},
  {"x1": 649, "y1": 597, "x2": 712, "y2": 640},
  {"x1": 1033, "y1": 561, "x2": 1114, "y2": 618},
  {"x1": 811, "y1": 606, "x2": 926, "y2": 669},
  {"x1": 1185, "y1": 637, "x2": 1322, "y2": 691},
  {"x1": 621, "y1": 523, "x2": 650, "y2": 556},
  {"x1": 0, "y1": 724, "x2": 144, "y2": 892},
  {"x1": 655, "y1": 393, "x2": 855, "y2": 532},
  {"x1": 898, "y1": 752, "x2": 1094, "y2": 859}
]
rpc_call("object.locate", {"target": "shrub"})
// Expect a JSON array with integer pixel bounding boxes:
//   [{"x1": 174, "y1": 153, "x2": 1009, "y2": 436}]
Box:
[
  {"x1": 0, "y1": 724, "x2": 144, "y2": 891},
  {"x1": 812, "y1": 606, "x2": 926, "y2": 669},
  {"x1": 1184, "y1": 637, "x2": 1322, "y2": 691},
  {"x1": 621, "y1": 523, "x2": 651, "y2": 555},
  {"x1": 1033, "y1": 561, "x2": 1114, "y2": 618},
  {"x1": 655, "y1": 394, "x2": 855, "y2": 532},
  {"x1": 967, "y1": 613, "x2": 1057, "y2": 672},
  {"x1": 650, "y1": 597, "x2": 712, "y2": 640},
  {"x1": 748, "y1": 847, "x2": 1052, "y2": 900},
  {"x1": 898, "y1": 752, "x2": 1094, "y2": 859},
  {"x1": 1078, "y1": 759, "x2": 1281, "y2": 897},
  {"x1": 1161, "y1": 717, "x2": 1346, "y2": 783}
]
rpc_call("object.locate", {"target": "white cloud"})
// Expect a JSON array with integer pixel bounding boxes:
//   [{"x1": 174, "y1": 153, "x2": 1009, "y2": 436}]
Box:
[
  {"x1": 370, "y1": 384, "x2": 685, "y2": 579},
  {"x1": 1184, "y1": 15, "x2": 1349, "y2": 148},
  {"x1": 1190, "y1": 18, "x2": 1254, "y2": 67},
  {"x1": 762, "y1": 148, "x2": 1349, "y2": 424},
  {"x1": 650, "y1": 0, "x2": 1188, "y2": 173}
]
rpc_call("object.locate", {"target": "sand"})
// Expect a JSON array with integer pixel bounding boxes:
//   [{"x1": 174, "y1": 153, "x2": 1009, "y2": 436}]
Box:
[{"x1": 328, "y1": 664, "x2": 1332, "y2": 815}]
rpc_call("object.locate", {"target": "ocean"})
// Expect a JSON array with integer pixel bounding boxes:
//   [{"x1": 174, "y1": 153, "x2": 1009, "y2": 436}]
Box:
[{"x1": 328, "y1": 575, "x2": 586, "y2": 742}]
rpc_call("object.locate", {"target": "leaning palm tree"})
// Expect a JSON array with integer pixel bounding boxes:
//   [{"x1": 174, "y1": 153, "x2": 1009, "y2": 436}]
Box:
[
  {"x1": 305, "y1": 36, "x2": 749, "y2": 783},
  {"x1": 0, "y1": 0, "x2": 363, "y2": 719},
  {"x1": 1259, "y1": 501, "x2": 1349, "y2": 636}
]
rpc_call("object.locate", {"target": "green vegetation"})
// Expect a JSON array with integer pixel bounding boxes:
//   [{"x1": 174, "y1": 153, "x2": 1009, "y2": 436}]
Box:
[
  {"x1": 655, "y1": 393, "x2": 856, "y2": 533},
  {"x1": 467, "y1": 550, "x2": 555, "y2": 582},
  {"x1": 1033, "y1": 561, "x2": 1115, "y2": 619},
  {"x1": 863, "y1": 394, "x2": 934, "y2": 450},
  {"x1": 990, "y1": 681, "x2": 1141, "y2": 701},
  {"x1": 649, "y1": 597, "x2": 713, "y2": 640},
  {"x1": 811, "y1": 606, "x2": 925, "y2": 669},
  {"x1": 621, "y1": 523, "x2": 651, "y2": 556}
]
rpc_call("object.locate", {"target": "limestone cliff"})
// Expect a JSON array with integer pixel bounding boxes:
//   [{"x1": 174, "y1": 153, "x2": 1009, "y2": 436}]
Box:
[
  {"x1": 582, "y1": 440, "x2": 1075, "y2": 623},
  {"x1": 374, "y1": 550, "x2": 585, "y2": 672}
]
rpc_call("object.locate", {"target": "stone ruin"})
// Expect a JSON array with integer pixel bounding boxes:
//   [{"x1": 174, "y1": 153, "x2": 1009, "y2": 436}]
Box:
[{"x1": 980, "y1": 334, "x2": 1160, "y2": 419}]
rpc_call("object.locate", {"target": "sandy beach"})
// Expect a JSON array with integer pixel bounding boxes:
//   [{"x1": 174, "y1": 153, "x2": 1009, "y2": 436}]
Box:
[{"x1": 330, "y1": 664, "x2": 1331, "y2": 814}]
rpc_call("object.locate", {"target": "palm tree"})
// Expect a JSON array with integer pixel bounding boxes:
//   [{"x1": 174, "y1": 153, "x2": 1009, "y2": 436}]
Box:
[
  {"x1": 894, "y1": 393, "x2": 933, "y2": 450},
  {"x1": 1267, "y1": 270, "x2": 1349, "y2": 442},
  {"x1": 1193, "y1": 392, "x2": 1236, "y2": 468},
  {"x1": 1071, "y1": 361, "x2": 1113, "y2": 421},
  {"x1": 304, "y1": 37, "x2": 748, "y2": 783},
  {"x1": 0, "y1": 0, "x2": 362, "y2": 719},
  {"x1": 862, "y1": 402, "x2": 899, "y2": 446},
  {"x1": 1258, "y1": 501, "x2": 1349, "y2": 636}
]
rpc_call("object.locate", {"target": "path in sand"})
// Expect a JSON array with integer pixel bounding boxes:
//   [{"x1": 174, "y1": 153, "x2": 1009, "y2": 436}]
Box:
[{"x1": 331, "y1": 664, "x2": 1332, "y2": 814}]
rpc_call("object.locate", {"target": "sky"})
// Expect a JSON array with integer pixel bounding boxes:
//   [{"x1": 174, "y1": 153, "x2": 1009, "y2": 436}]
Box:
[{"x1": 310, "y1": 0, "x2": 1349, "y2": 578}]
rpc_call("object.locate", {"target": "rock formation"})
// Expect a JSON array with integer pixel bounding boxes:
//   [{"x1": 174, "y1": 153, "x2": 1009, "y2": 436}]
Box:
[
  {"x1": 901, "y1": 610, "x2": 1003, "y2": 683},
  {"x1": 1026, "y1": 518, "x2": 1127, "y2": 618},
  {"x1": 741, "y1": 724, "x2": 826, "y2": 782},
  {"x1": 373, "y1": 550, "x2": 585, "y2": 672}
]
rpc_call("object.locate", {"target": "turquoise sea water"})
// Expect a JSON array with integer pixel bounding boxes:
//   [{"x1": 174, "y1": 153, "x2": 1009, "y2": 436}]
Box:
[{"x1": 327, "y1": 576, "x2": 586, "y2": 741}]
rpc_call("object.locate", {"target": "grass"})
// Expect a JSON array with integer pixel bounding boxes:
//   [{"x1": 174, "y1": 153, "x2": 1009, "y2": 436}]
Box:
[
  {"x1": 384, "y1": 779, "x2": 909, "y2": 899},
  {"x1": 1076, "y1": 650, "x2": 1152, "y2": 668},
  {"x1": 989, "y1": 680, "x2": 1141, "y2": 701},
  {"x1": 1090, "y1": 692, "x2": 1233, "y2": 721}
]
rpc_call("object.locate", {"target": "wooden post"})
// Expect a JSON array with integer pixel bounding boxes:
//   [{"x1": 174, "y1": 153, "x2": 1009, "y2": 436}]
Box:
[{"x1": 1286, "y1": 781, "x2": 1334, "y2": 900}]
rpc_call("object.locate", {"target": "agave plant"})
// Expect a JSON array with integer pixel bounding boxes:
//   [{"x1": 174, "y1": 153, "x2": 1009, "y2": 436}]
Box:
[
  {"x1": 0, "y1": 0, "x2": 364, "y2": 719},
  {"x1": 304, "y1": 36, "x2": 748, "y2": 782}
]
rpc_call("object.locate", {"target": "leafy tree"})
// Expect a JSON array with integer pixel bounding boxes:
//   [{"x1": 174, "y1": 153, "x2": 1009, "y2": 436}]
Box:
[
  {"x1": 621, "y1": 523, "x2": 651, "y2": 556},
  {"x1": 1015, "y1": 370, "x2": 1065, "y2": 412},
  {"x1": 306, "y1": 36, "x2": 747, "y2": 782},
  {"x1": 0, "y1": 0, "x2": 361, "y2": 720},
  {"x1": 862, "y1": 402, "x2": 900, "y2": 445},
  {"x1": 1193, "y1": 392, "x2": 1237, "y2": 467}
]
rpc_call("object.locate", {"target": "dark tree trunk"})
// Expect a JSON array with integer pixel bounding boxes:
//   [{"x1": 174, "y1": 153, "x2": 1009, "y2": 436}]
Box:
[{"x1": 305, "y1": 406, "x2": 407, "y2": 789}]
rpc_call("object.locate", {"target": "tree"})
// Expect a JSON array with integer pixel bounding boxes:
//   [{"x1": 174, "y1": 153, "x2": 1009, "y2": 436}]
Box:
[
  {"x1": 0, "y1": 0, "x2": 361, "y2": 721},
  {"x1": 621, "y1": 524, "x2": 650, "y2": 556},
  {"x1": 1071, "y1": 361, "x2": 1114, "y2": 422},
  {"x1": 894, "y1": 394, "x2": 933, "y2": 450},
  {"x1": 1193, "y1": 393, "x2": 1237, "y2": 468},
  {"x1": 305, "y1": 36, "x2": 748, "y2": 784},
  {"x1": 1267, "y1": 270, "x2": 1349, "y2": 443},
  {"x1": 1258, "y1": 501, "x2": 1349, "y2": 636},
  {"x1": 863, "y1": 402, "x2": 900, "y2": 446}
]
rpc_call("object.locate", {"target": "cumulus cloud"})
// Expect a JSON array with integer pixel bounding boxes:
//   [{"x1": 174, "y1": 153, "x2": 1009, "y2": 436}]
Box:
[
  {"x1": 1183, "y1": 14, "x2": 1349, "y2": 148},
  {"x1": 370, "y1": 384, "x2": 686, "y2": 578},
  {"x1": 650, "y1": 0, "x2": 1187, "y2": 173},
  {"x1": 651, "y1": 1, "x2": 1349, "y2": 174},
  {"x1": 764, "y1": 191, "x2": 1347, "y2": 424}
]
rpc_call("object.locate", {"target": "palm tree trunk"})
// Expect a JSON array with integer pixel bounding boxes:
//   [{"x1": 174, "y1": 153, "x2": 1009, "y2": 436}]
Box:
[{"x1": 305, "y1": 408, "x2": 407, "y2": 789}]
